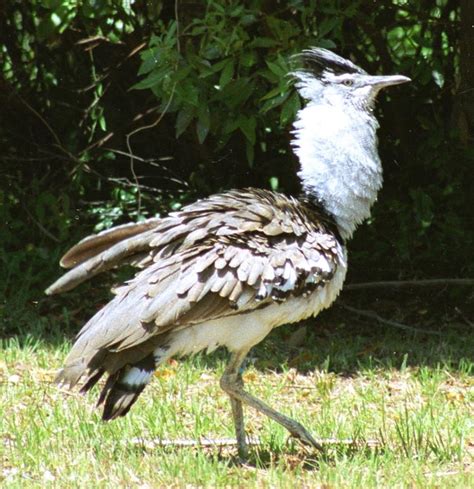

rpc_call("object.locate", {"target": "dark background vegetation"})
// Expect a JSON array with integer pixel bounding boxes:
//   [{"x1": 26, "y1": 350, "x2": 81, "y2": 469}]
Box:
[{"x1": 1, "y1": 0, "x2": 473, "y2": 337}]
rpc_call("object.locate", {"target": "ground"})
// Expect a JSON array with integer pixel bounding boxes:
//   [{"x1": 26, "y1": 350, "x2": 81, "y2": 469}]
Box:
[{"x1": 1, "y1": 289, "x2": 473, "y2": 488}]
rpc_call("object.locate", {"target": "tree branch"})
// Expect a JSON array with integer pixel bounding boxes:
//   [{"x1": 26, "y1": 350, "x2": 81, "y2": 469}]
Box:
[
  {"x1": 345, "y1": 279, "x2": 473, "y2": 290},
  {"x1": 339, "y1": 303, "x2": 443, "y2": 336}
]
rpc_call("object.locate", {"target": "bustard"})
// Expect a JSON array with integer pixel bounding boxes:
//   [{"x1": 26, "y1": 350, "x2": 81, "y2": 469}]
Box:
[{"x1": 46, "y1": 48, "x2": 409, "y2": 457}]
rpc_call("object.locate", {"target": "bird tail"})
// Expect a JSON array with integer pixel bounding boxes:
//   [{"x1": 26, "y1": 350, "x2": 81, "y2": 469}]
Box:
[{"x1": 74, "y1": 352, "x2": 158, "y2": 420}]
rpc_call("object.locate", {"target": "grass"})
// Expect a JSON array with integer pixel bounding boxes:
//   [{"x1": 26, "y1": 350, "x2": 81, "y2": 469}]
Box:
[{"x1": 1, "y1": 301, "x2": 473, "y2": 488}]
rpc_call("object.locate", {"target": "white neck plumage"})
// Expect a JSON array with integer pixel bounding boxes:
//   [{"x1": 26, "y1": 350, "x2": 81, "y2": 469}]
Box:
[{"x1": 291, "y1": 101, "x2": 383, "y2": 241}]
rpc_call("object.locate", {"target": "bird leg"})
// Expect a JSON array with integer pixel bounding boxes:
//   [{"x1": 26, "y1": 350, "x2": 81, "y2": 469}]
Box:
[
  {"x1": 229, "y1": 383, "x2": 248, "y2": 459},
  {"x1": 220, "y1": 350, "x2": 323, "y2": 457},
  {"x1": 220, "y1": 350, "x2": 249, "y2": 459}
]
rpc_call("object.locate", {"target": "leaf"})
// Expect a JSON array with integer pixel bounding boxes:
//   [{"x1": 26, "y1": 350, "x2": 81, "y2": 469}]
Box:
[
  {"x1": 164, "y1": 21, "x2": 177, "y2": 44},
  {"x1": 260, "y1": 91, "x2": 290, "y2": 113},
  {"x1": 269, "y1": 176, "x2": 279, "y2": 191},
  {"x1": 132, "y1": 67, "x2": 170, "y2": 90},
  {"x1": 317, "y1": 17, "x2": 340, "y2": 38},
  {"x1": 196, "y1": 105, "x2": 210, "y2": 144},
  {"x1": 432, "y1": 70, "x2": 444, "y2": 88},
  {"x1": 260, "y1": 86, "x2": 284, "y2": 101},
  {"x1": 221, "y1": 116, "x2": 239, "y2": 136},
  {"x1": 238, "y1": 116, "x2": 256, "y2": 145},
  {"x1": 137, "y1": 48, "x2": 162, "y2": 76},
  {"x1": 175, "y1": 80, "x2": 199, "y2": 107},
  {"x1": 176, "y1": 107, "x2": 195, "y2": 138},
  {"x1": 210, "y1": 59, "x2": 229, "y2": 73},
  {"x1": 266, "y1": 60, "x2": 286, "y2": 78},
  {"x1": 196, "y1": 120, "x2": 209, "y2": 144},
  {"x1": 219, "y1": 60, "x2": 234, "y2": 88},
  {"x1": 280, "y1": 91, "x2": 301, "y2": 125},
  {"x1": 173, "y1": 65, "x2": 193, "y2": 82},
  {"x1": 213, "y1": 78, "x2": 254, "y2": 109},
  {"x1": 240, "y1": 51, "x2": 257, "y2": 67},
  {"x1": 317, "y1": 38, "x2": 337, "y2": 49},
  {"x1": 99, "y1": 114, "x2": 107, "y2": 131}
]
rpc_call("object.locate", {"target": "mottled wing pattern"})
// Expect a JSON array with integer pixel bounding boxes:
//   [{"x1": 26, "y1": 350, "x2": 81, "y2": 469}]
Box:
[{"x1": 49, "y1": 189, "x2": 345, "y2": 388}]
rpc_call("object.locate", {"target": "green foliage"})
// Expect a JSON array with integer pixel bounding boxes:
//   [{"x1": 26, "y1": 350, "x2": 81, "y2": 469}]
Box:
[
  {"x1": 1, "y1": 0, "x2": 472, "y2": 332},
  {"x1": 131, "y1": 1, "x2": 305, "y2": 165}
]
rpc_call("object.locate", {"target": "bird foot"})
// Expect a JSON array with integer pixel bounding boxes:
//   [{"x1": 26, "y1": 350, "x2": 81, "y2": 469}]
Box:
[
  {"x1": 237, "y1": 443, "x2": 249, "y2": 461},
  {"x1": 289, "y1": 424, "x2": 324, "y2": 452}
]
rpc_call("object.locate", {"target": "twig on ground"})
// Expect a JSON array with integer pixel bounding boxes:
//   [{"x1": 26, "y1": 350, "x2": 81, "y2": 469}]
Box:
[
  {"x1": 339, "y1": 303, "x2": 442, "y2": 336},
  {"x1": 129, "y1": 437, "x2": 261, "y2": 449},
  {"x1": 345, "y1": 278, "x2": 473, "y2": 290},
  {"x1": 128, "y1": 436, "x2": 380, "y2": 450},
  {"x1": 424, "y1": 469, "x2": 473, "y2": 478},
  {"x1": 310, "y1": 438, "x2": 380, "y2": 448}
]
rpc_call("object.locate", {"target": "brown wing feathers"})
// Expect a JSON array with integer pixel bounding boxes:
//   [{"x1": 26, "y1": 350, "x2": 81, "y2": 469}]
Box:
[
  {"x1": 59, "y1": 218, "x2": 162, "y2": 268},
  {"x1": 50, "y1": 188, "x2": 344, "y2": 412},
  {"x1": 45, "y1": 230, "x2": 159, "y2": 295}
]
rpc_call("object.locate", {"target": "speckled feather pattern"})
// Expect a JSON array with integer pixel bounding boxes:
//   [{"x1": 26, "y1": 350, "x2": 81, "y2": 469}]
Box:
[{"x1": 49, "y1": 189, "x2": 347, "y2": 417}]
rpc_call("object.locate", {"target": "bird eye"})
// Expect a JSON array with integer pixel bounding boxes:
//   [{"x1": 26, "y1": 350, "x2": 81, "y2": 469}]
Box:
[{"x1": 342, "y1": 79, "x2": 353, "y2": 86}]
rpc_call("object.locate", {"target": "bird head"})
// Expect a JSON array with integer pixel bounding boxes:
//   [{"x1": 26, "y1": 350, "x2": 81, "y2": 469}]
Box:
[{"x1": 293, "y1": 48, "x2": 410, "y2": 111}]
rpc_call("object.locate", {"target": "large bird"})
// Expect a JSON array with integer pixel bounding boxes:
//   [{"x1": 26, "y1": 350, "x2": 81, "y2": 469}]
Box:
[{"x1": 47, "y1": 48, "x2": 410, "y2": 458}]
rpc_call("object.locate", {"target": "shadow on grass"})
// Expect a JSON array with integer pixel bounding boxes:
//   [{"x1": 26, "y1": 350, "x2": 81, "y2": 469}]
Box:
[
  {"x1": 123, "y1": 434, "x2": 386, "y2": 470},
  {"x1": 2, "y1": 282, "x2": 473, "y2": 375}
]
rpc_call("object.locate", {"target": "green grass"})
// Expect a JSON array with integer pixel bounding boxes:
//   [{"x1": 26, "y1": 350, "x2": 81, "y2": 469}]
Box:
[{"x1": 1, "y1": 314, "x2": 473, "y2": 488}]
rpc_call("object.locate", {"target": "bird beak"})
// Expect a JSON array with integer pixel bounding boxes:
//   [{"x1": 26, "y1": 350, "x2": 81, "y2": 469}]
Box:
[{"x1": 367, "y1": 75, "x2": 411, "y2": 89}]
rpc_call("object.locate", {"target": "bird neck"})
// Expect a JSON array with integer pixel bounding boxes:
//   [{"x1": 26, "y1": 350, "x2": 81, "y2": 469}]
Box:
[{"x1": 291, "y1": 101, "x2": 383, "y2": 241}]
